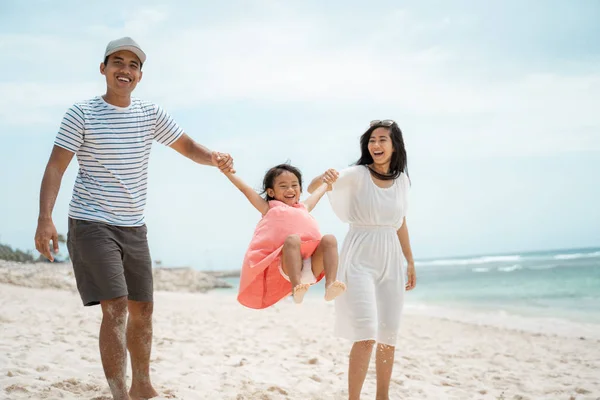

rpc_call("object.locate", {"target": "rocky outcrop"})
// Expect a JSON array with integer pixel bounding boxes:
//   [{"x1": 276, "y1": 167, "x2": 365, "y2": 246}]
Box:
[{"x1": 0, "y1": 260, "x2": 232, "y2": 293}]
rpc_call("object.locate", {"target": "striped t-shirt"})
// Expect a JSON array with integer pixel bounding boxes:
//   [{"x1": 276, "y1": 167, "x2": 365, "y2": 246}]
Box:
[{"x1": 54, "y1": 96, "x2": 183, "y2": 226}]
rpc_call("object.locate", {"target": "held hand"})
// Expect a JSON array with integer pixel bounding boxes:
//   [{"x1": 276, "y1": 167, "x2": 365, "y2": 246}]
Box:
[
  {"x1": 211, "y1": 151, "x2": 235, "y2": 174},
  {"x1": 34, "y1": 218, "x2": 59, "y2": 262},
  {"x1": 405, "y1": 262, "x2": 416, "y2": 291},
  {"x1": 322, "y1": 168, "x2": 339, "y2": 190}
]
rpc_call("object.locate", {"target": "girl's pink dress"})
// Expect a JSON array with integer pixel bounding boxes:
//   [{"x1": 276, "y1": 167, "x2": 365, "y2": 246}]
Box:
[{"x1": 238, "y1": 200, "x2": 325, "y2": 309}]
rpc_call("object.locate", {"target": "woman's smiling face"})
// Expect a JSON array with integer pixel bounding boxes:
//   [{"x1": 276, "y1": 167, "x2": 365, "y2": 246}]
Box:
[{"x1": 368, "y1": 127, "x2": 394, "y2": 167}]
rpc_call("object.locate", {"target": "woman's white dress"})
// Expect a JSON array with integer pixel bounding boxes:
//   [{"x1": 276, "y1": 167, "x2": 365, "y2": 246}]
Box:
[{"x1": 327, "y1": 165, "x2": 409, "y2": 346}]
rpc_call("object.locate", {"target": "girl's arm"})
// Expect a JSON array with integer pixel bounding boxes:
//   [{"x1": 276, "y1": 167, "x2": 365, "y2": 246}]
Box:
[
  {"x1": 225, "y1": 172, "x2": 269, "y2": 215},
  {"x1": 397, "y1": 218, "x2": 416, "y2": 290},
  {"x1": 307, "y1": 174, "x2": 324, "y2": 194},
  {"x1": 302, "y1": 181, "x2": 329, "y2": 212}
]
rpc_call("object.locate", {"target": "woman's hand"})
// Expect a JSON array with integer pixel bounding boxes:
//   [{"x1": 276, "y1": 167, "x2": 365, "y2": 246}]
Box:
[
  {"x1": 405, "y1": 261, "x2": 416, "y2": 291},
  {"x1": 322, "y1": 168, "x2": 339, "y2": 190}
]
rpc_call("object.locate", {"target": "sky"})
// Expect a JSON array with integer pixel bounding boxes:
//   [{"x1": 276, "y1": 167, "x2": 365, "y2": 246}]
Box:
[{"x1": 1, "y1": 0, "x2": 599, "y2": 269}]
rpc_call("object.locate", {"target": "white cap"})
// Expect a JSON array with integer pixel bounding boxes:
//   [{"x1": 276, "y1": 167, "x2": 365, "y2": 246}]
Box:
[{"x1": 104, "y1": 37, "x2": 146, "y2": 64}]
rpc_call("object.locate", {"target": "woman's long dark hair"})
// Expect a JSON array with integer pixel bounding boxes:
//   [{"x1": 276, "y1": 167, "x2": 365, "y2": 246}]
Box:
[
  {"x1": 261, "y1": 163, "x2": 303, "y2": 201},
  {"x1": 355, "y1": 121, "x2": 408, "y2": 181}
]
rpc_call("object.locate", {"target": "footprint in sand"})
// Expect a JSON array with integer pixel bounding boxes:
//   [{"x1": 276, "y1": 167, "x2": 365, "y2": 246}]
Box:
[
  {"x1": 268, "y1": 386, "x2": 288, "y2": 395},
  {"x1": 5, "y1": 384, "x2": 29, "y2": 395}
]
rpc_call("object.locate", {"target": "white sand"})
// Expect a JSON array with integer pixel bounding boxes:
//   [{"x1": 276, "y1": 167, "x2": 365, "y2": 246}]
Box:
[{"x1": 1, "y1": 272, "x2": 600, "y2": 399}]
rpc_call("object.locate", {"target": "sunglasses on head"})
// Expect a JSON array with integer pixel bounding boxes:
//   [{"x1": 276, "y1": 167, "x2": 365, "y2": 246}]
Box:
[{"x1": 370, "y1": 119, "x2": 395, "y2": 127}]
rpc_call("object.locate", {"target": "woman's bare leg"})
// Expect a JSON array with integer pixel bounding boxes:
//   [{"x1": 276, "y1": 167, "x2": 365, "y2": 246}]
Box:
[
  {"x1": 375, "y1": 343, "x2": 395, "y2": 400},
  {"x1": 348, "y1": 340, "x2": 375, "y2": 400}
]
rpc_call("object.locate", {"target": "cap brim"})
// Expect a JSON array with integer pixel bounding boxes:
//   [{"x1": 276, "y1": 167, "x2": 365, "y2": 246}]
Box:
[{"x1": 105, "y1": 45, "x2": 146, "y2": 64}]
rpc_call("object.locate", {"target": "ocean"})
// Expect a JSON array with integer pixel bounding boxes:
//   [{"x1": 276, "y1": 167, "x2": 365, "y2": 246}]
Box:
[{"x1": 213, "y1": 247, "x2": 600, "y2": 325}]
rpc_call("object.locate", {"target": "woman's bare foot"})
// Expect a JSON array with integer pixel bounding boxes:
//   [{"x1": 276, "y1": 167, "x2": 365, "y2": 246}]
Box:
[
  {"x1": 292, "y1": 283, "x2": 310, "y2": 304},
  {"x1": 324, "y1": 281, "x2": 346, "y2": 301}
]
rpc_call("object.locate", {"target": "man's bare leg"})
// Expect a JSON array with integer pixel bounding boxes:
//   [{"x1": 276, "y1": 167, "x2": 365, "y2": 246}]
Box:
[
  {"x1": 348, "y1": 340, "x2": 375, "y2": 400},
  {"x1": 100, "y1": 296, "x2": 130, "y2": 400},
  {"x1": 127, "y1": 300, "x2": 158, "y2": 400},
  {"x1": 375, "y1": 343, "x2": 395, "y2": 400}
]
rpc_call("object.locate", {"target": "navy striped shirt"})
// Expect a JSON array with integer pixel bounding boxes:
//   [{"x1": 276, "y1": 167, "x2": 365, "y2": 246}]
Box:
[{"x1": 54, "y1": 96, "x2": 183, "y2": 226}]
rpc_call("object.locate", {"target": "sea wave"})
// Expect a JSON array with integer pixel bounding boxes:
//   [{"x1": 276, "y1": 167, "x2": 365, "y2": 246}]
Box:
[
  {"x1": 527, "y1": 264, "x2": 558, "y2": 270},
  {"x1": 418, "y1": 255, "x2": 521, "y2": 267},
  {"x1": 498, "y1": 264, "x2": 522, "y2": 272},
  {"x1": 553, "y1": 251, "x2": 600, "y2": 260}
]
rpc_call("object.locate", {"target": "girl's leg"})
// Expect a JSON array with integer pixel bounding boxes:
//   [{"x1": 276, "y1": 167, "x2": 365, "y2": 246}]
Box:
[
  {"x1": 311, "y1": 234, "x2": 346, "y2": 301},
  {"x1": 281, "y1": 234, "x2": 308, "y2": 303},
  {"x1": 348, "y1": 340, "x2": 375, "y2": 400},
  {"x1": 375, "y1": 343, "x2": 395, "y2": 400}
]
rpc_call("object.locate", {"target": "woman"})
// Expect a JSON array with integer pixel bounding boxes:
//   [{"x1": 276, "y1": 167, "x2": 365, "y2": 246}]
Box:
[{"x1": 308, "y1": 119, "x2": 416, "y2": 400}]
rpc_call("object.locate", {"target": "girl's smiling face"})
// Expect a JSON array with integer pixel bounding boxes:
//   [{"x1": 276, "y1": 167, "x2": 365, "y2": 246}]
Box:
[{"x1": 266, "y1": 171, "x2": 301, "y2": 206}]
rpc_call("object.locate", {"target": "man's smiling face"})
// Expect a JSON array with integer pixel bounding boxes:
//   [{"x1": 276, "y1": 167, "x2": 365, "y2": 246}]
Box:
[{"x1": 100, "y1": 50, "x2": 143, "y2": 97}]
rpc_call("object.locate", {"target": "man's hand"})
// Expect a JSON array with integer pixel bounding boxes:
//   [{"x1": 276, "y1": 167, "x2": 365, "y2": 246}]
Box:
[
  {"x1": 35, "y1": 217, "x2": 59, "y2": 262},
  {"x1": 211, "y1": 151, "x2": 235, "y2": 174},
  {"x1": 405, "y1": 261, "x2": 416, "y2": 291},
  {"x1": 322, "y1": 168, "x2": 339, "y2": 190}
]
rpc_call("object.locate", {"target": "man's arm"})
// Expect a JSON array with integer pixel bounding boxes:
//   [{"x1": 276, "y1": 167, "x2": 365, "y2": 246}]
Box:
[
  {"x1": 35, "y1": 146, "x2": 75, "y2": 261},
  {"x1": 170, "y1": 133, "x2": 234, "y2": 173}
]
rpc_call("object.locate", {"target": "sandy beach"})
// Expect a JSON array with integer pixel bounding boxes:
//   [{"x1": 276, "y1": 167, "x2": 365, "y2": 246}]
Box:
[{"x1": 1, "y1": 263, "x2": 599, "y2": 400}]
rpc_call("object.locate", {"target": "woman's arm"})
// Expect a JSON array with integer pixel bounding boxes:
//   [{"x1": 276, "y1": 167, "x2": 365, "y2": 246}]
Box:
[
  {"x1": 397, "y1": 218, "x2": 416, "y2": 290},
  {"x1": 307, "y1": 168, "x2": 339, "y2": 193},
  {"x1": 302, "y1": 182, "x2": 329, "y2": 212},
  {"x1": 225, "y1": 173, "x2": 269, "y2": 215}
]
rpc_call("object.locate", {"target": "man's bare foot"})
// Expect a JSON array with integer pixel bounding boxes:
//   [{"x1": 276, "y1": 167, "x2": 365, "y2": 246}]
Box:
[
  {"x1": 129, "y1": 384, "x2": 159, "y2": 400},
  {"x1": 324, "y1": 280, "x2": 346, "y2": 301},
  {"x1": 292, "y1": 283, "x2": 310, "y2": 304}
]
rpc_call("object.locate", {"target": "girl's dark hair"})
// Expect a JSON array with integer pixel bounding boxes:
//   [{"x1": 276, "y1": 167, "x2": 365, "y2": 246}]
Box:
[
  {"x1": 355, "y1": 121, "x2": 408, "y2": 181},
  {"x1": 261, "y1": 163, "x2": 303, "y2": 201}
]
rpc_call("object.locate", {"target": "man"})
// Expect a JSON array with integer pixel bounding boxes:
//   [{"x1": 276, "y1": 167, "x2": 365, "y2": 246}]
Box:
[{"x1": 34, "y1": 37, "x2": 233, "y2": 400}]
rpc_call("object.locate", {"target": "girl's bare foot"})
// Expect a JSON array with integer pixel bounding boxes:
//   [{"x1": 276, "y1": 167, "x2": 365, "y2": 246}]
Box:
[
  {"x1": 292, "y1": 283, "x2": 310, "y2": 304},
  {"x1": 324, "y1": 281, "x2": 346, "y2": 301}
]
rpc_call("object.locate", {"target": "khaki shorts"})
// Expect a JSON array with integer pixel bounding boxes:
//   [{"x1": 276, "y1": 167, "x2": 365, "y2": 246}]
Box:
[{"x1": 67, "y1": 218, "x2": 153, "y2": 306}]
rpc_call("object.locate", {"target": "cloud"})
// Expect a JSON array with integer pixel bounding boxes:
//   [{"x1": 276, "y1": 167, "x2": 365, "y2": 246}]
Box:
[
  {"x1": 0, "y1": 82, "x2": 101, "y2": 126},
  {"x1": 85, "y1": 6, "x2": 170, "y2": 37},
  {"x1": 1, "y1": 1, "x2": 599, "y2": 159}
]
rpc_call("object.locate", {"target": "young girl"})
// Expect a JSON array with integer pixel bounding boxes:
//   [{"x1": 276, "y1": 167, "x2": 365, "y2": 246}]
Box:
[{"x1": 226, "y1": 163, "x2": 346, "y2": 309}]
